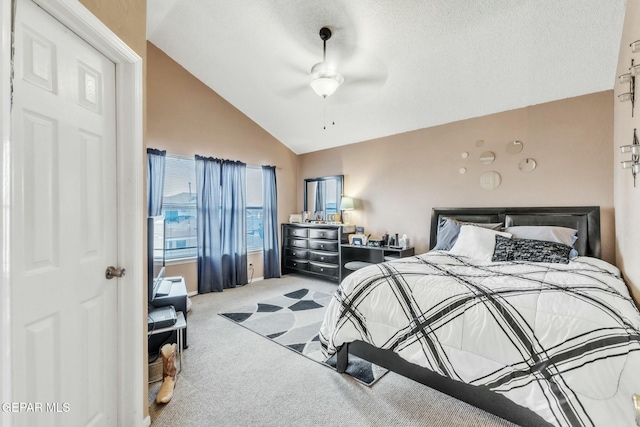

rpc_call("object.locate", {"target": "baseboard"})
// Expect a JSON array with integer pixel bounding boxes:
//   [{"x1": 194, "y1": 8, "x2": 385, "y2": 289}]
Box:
[
  {"x1": 186, "y1": 277, "x2": 264, "y2": 297},
  {"x1": 142, "y1": 415, "x2": 151, "y2": 427}
]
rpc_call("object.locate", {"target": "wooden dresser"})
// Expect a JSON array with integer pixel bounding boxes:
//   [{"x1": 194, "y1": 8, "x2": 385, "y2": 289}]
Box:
[{"x1": 281, "y1": 223, "x2": 352, "y2": 283}]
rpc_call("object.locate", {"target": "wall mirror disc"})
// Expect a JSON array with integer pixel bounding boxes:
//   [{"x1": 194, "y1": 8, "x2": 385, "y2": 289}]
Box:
[
  {"x1": 518, "y1": 158, "x2": 537, "y2": 172},
  {"x1": 480, "y1": 171, "x2": 502, "y2": 190},
  {"x1": 506, "y1": 140, "x2": 523, "y2": 154},
  {"x1": 459, "y1": 167, "x2": 467, "y2": 174},
  {"x1": 461, "y1": 152, "x2": 469, "y2": 159},
  {"x1": 480, "y1": 151, "x2": 495, "y2": 164}
]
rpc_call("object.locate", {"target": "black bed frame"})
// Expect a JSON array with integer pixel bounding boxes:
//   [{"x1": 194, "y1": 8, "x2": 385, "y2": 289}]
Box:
[{"x1": 336, "y1": 206, "x2": 601, "y2": 427}]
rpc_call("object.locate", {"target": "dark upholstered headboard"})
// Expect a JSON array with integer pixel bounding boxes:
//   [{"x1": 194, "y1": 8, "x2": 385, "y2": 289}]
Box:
[{"x1": 430, "y1": 206, "x2": 601, "y2": 258}]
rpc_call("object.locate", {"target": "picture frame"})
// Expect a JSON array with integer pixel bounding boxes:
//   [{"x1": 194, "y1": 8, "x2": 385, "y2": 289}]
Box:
[
  {"x1": 355, "y1": 226, "x2": 364, "y2": 234},
  {"x1": 314, "y1": 211, "x2": 324, "y2": 221},
  {"x1": 351, "y1": 237, "x2": 363, "y2": 246}
]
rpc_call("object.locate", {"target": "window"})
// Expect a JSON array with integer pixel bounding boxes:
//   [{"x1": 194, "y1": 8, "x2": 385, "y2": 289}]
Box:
[
  {"x1": 162, "y1": 155, "x2": 197, "y2": 260},
  {"x1": 161, "y1": 156, "x2": 264, "y2": 259},
  {"x1": 246, "y1": 166, "x2": 263, "y2": 252}
]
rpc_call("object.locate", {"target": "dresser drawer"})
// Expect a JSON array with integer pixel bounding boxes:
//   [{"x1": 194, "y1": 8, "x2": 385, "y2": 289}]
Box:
[
  {"x1": 286, "y1": 227, "x2": 309, "y2": 238},
  {"x1": 309, "y1": 240, "x2": 338, "y2": 252},
  {"x1": 309, "y1": 250, "x2": 339, "y2": 264},
  {"x1": 285, "y1": 248, "x2": 308, "y2": 259},
  {"x1": 309, "y1": 228, "x2": 338, "y2": 240},
  {"x1": 287, "y1": 238, "x2": 308, "y2": 249},
  {"x1": 285, "y1": 258, "x2": 309, "y2": 271},
  {"x1": 309, "y1": 262, "x2": 339, "y2": 277}
]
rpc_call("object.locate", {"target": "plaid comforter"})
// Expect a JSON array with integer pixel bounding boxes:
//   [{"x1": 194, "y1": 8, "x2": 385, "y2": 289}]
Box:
[{"x1": 319, "y1": 252, "x2": 640, "y2": 427}]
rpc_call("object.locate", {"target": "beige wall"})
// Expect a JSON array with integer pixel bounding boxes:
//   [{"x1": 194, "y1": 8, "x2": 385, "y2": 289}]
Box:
[
  {"x1": 146, "y1": 42, "x2": 298, "y2": 292},
  {"x1": 78, "y1": 0, "x2": 146, "y2": 58},
  {"x1": 166, "y1": 252, "x2": 264, "y2": 295},
  {"x1": 299, "y1": 92, "x2": 615, "y2": 264},
  {"x1": 614, "y1": 1, "x2": 640, "y2": 305}
]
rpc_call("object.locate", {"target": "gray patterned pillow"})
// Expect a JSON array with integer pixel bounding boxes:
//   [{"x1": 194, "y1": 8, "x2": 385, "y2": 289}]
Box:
[{"x1": 492, "y1": 235, "x2": 571, "y2": 264}]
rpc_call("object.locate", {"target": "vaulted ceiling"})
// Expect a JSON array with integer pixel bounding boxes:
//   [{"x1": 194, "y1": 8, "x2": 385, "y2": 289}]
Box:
[{"x1": 147, "y1": 0, "x2": 627, "y2": 154}]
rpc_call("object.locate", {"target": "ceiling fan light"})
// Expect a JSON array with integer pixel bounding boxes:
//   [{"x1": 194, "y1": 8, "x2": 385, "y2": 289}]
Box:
[
  {"x1": 310, "y1": 76, "x2": 341, "y2": 97},
  {"x1": 308, "y1": 61, "x2": 344, "y2": 98}
]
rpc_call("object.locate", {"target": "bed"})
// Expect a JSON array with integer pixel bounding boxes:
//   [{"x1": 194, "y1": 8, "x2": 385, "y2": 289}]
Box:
[{"x1": 319, "y1": 206, "x2": 640, "y2": 427}]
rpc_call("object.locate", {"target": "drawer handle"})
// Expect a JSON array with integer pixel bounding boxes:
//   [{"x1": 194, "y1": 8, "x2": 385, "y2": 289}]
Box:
[
  {"x1": 320, "y1": 256, "x2": 324, "y2": 261},
  {"x1": 321, "y1": 233, "x2": 325, "y2": 237},
  {"x1": 320, "y1": 244, "x2": 324, "y2": 248},
  {"x1": 293, "y1": 263, "x2": 297, "y2": 267},
  {"x1": 292, "y1": 252, "x2": 296, "y2": 256},
  {"x1": 320, "y1": 268, "x2": 324, "y2": 272}
]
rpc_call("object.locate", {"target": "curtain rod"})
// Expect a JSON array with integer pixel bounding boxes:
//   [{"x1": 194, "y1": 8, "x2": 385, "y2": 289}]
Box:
[{"x1": 165, "y1": 152, "x2": 282, "y2": 170}]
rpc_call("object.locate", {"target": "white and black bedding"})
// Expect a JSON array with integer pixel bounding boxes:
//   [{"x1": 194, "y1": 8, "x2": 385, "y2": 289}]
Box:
[{"x1": 319, "y1": 209, "x2": 640, "y2": 427}]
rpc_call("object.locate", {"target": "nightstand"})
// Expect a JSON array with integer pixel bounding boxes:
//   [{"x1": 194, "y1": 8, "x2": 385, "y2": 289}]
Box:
[{"x1": 341, "y1": 244, "x2": 415, "y2": 280}]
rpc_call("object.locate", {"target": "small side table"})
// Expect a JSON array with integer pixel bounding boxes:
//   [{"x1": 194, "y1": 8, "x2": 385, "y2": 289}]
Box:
[
  {"x1": 341, "y1": 244, "x2": 415, "y2": 281},
  {"x1": 148, "y1": 311, "x2": 186, "y2": 383}
]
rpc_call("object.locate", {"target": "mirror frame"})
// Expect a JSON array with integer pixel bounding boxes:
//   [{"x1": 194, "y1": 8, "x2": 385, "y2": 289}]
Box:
[{"x1": 303, "y1": 175, "x2": 344, "y2": 216}]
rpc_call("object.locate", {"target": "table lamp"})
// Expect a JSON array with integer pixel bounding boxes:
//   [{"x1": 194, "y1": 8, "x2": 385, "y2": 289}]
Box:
[{"x1": 340, "y1": 196, "x2": 354, "y2": 224}]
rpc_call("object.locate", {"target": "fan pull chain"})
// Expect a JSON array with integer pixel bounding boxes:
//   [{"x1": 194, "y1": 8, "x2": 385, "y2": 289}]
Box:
[
  {"x1": 321, "y1": 97, "x2": 336, "y2": 129},
  {"x1": 323, "y1": 98, "x2": 326, "y2": 130}
]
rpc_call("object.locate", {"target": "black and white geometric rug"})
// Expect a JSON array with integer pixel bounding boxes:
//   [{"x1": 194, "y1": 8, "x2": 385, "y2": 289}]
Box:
[{"x1": 219, "y1": 288, "x2": 387, "y2": 386}]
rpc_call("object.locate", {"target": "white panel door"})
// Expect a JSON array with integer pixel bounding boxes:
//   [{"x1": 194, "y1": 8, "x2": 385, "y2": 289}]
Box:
[{"x1": 11, "y1": 0, "x2": 118, "y2": 426}]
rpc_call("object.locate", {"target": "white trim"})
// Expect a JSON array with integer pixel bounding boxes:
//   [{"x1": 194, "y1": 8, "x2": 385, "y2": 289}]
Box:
[
  {"x1": 0, "y1": 1, "x2": 13, "y2": 426},
  {"x1": 142, "y1": 415, "x2": 151, "y2": 427},
  {"x1": 249, "y1": 276, "x2": 265, "y2": 283},
  {"x1": 1, "y1": 0, "x2": 145, "y2": 425},
  {"x1": 187, "y1": 290, "x2": 198, "y2": 297}
]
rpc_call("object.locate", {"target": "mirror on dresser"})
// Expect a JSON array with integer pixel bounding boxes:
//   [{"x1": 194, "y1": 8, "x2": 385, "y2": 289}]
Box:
[{"x1": 304, "y1": 175, "x2": 343, "y2": 221}]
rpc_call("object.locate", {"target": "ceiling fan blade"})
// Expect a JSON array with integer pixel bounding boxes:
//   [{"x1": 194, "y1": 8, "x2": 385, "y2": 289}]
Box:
[{"x1": 329, "y1": 68, "x2": 388, "y2": 105}]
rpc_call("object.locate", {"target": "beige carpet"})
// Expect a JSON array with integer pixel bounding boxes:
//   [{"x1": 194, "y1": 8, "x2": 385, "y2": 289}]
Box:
[{"x1": 148, "y1": 274, "x2": 516, "y2": 427}]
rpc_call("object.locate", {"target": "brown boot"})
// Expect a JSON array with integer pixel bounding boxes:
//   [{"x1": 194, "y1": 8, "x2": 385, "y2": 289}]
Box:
[{"x1": 156, "y1": 343, "x2": 177, "y2": 404}]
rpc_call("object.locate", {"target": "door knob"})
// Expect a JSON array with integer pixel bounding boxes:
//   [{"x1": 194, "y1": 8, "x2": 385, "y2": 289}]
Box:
[{"x1": 105, "y1": 266, "x2": 126, "y2": 279}]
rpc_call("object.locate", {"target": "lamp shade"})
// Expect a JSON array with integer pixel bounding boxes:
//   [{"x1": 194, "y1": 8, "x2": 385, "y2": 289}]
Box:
[
  {"x1": 308, "y1": 61, "x2": 344, "y2": 98},
  {"x1": 310, "y1": 77, "x2": 341, "y2": 98},
  {"x1": 619, "y1": 92, "x2": 633, "y2": 102},
  {"x1": 339, "y1": 196, "x2": 354, "y2": 211},
  {"x1": 619, "y1": 73, "x2": 632, "y2": 84}
]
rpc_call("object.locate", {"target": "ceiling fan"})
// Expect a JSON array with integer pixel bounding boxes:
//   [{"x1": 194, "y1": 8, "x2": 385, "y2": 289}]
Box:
[
  {"x1": 274, "y1": 26, "x2": 387, "y2": 104},
  {"x1": 308, "y1": 27, "x2": 344, "y2": 98}
]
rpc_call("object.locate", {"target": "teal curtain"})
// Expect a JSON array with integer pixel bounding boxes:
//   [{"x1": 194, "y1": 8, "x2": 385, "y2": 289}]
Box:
[
  {"x1": 220, "y1": 160, "x2": 248, "y2": 288},
  {"x1": 146, "y1": 148, "x2": 166, "y2": 216},
  {"x1": 195, "y1": 155, "x2": 222, "y2": 293},
  {"x1": 195, "y1": 156, "x2": 247, "y2": 293},
  {"x1": 262, "y1": 166, "x2": 280, "y2": 279},
  {"x1": 315, "y1": 180, "x2": 326, "y2": 219}
]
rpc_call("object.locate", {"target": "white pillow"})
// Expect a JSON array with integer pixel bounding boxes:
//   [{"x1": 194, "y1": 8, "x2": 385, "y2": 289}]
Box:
[
  {"x1": 449, "y1": 225, "x2": 512, "y2": 262},
  {"x1": 503, "y1": 226, "x2": 577, "y2": 246}
]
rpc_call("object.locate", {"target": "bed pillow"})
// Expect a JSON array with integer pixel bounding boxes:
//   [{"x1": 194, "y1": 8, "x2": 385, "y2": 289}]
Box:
[
  {"x1": 449, "y1": 225, "x2": 512, "y2": 262},
  {"x1": 433, "y1": 218, "x2": 462, "y2": 250},
  {"x1": 502, "y1": 226, "x2": 577, "y2": 246},
  {"x1": 503, "y1": 225, "x2": 579, "y2": 259},
  {"x1": 434, "y1": 218, "x2": 503, "y2": 251},
  {"x1": 492, "y1": 235, "x2": 572, "y2": 264}
]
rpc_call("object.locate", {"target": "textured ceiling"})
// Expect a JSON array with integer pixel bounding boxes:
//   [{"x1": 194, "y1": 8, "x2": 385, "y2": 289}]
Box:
[{"x1": 147, "y1": 0, "x2": 626, "y2": 154}]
